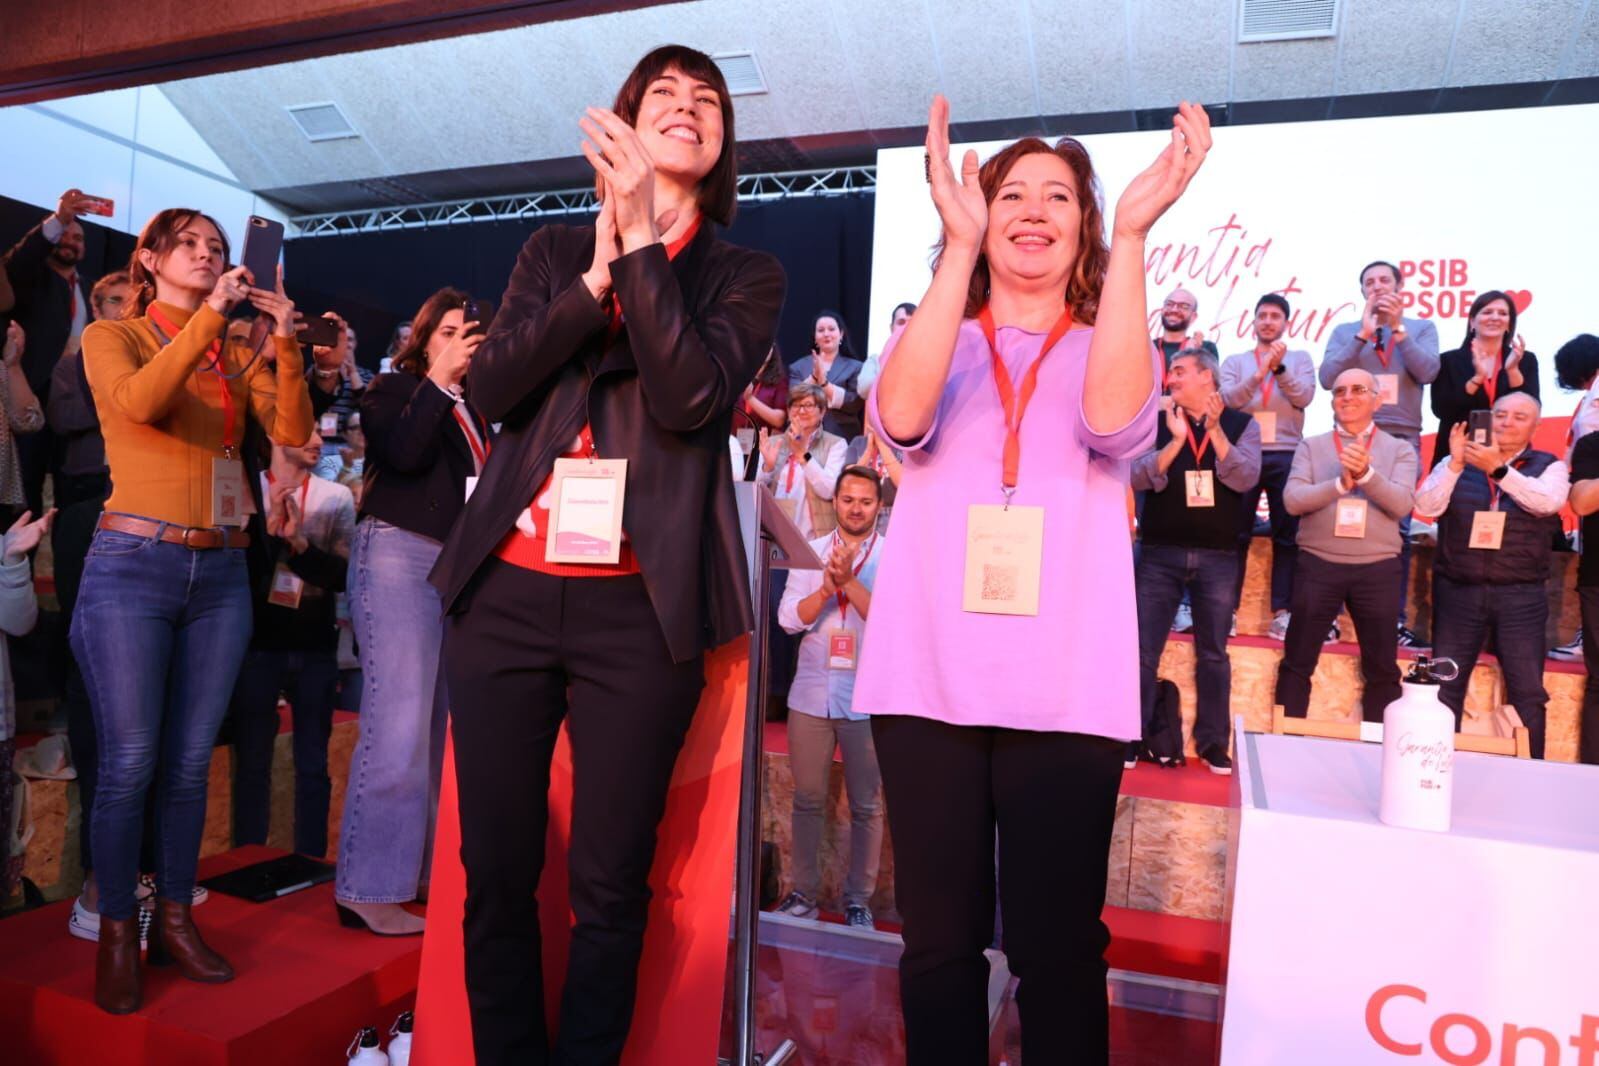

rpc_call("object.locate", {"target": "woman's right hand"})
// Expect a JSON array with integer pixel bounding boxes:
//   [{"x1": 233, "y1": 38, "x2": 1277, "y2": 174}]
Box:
[
  {"x1": 1164, "y1": 399, "x2": 1188, "y2": 438},
  {"x1": 582, "y1": 191, "x2": 620, "y2": 302},
  {"x1": 427, "y1": 329, "x2": 483, "y2": 390},
  {"x1": 205, "y1": 265, "x2": 253, "y2": 316},
  {"x1": 925, "y1": 95, "x2": 987, "y2": 257},
  {"x1": 759, "y1": 427, "x2": 782, "y2": 470}
]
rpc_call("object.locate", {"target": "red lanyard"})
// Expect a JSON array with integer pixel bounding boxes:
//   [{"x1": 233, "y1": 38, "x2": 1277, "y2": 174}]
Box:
[
  {"x1": 784, "y1": 432, "x2": 813, "y2": 493},
  {"x1": 264, "y1": 471, "x2": 311, "y2": 514},
  {"x1": 147, "y1": 305, "x2": 235, "y2": 456},
  {"x1": 978, "y1": 305, "x2": 1074, "y2": 499},
  {"x1": 1255, "y1": 349, "x2": 1276, "y2": 407},
  {"x1": 452, "y1": 406, "x2": 488, "y2": 473},
  {"x1": 1333, "y1": 426, "x2": 1374, "y2": 462},
  {"x1": 1477, "y1": 348, "x2": 1504, "y2": 409},
  {"x1": 832, "y1": 529, "x2": 877, "y2": 621},
  {"x1": 1185, "y1": 416, "x2": 1212, "y2": 465}
]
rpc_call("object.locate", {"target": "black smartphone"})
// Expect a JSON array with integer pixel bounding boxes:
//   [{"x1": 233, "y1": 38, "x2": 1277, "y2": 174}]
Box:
[
  {"x1": 461, "y1": 298, "x2": 489, "y2": 336},
  {"x1": 297, "y1": 315, "x2": 342, "y2": 349},
  {"x1": 1467, "y1": 409, "x2": 1493, "y2": 446},
  {"x1": 239, "y1": 215, "x2": 284, "y2": 292}
]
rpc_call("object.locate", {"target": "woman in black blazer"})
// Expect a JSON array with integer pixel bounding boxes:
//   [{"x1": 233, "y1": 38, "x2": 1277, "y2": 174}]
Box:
[
  {"x1": 334, "y1": 286, "x2": 491, "y2": 937},
  {"x1": 429, "y1": 45, "x2": 784, "y2": 1064},
  {"x1": 1430, "y1": 289, "x2": 1535, "y2": 468}
]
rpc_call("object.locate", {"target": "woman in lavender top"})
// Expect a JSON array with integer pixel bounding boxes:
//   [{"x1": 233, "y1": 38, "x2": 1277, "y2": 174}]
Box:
[{"x1": 856, "y1": 96, "x2": 1211, "y2": 1063}]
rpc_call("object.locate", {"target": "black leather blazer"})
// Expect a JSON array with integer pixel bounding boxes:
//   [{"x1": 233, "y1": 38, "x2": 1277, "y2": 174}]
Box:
[
  {"x1": 429, "y1": 221, "x2": 786, "y2": 663},
  {"x1": 359, "y1": 371, "x2": 492, "y2": 542}
]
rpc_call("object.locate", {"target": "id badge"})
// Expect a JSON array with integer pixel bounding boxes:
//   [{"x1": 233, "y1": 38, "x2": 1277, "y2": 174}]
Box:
[
  {"x1": 465, "y1": 475, "x2": 479, "y2": 502},
  {"x1": 963, "y1": 504, "x2": 1044, "y2": 616},
  {"x1": 211, "y1": 457, "x2": 255, "y2": 528},
  {"x1": 827, "y1": 629, "x2": 857, "y2": 670},
  {"x1": 319, "y1": 412, "x2": 340, "y2": 437},
  {"x1": 1334, "y1": 496, "x2": 1369, "y2": 538},
  {"x1": 1470, "y1": 510, "x2": 1506, "y2": 550},
  {"x1": 267, "y1": 563, "x2": 305, "y2": 609},
  {"x1": 1185, "y1": 470, "x2": 1216, "y2": 508},
  {"x1": 1254, "y1": 410, "x2": 1277, "y2": 445},
  {"x1": 545, "y1": 457, "x2": 628, "y2": 564},
  {"x1": 1376, "y1": 373, "x2": 1400, "y2": 406}
]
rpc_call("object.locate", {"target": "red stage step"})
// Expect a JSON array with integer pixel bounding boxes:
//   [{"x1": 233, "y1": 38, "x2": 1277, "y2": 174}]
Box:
[
  {"x1": 1104, "y1": 906, "x2": 1225, "y2": 986},
  {"x1": 0, "y1": 846, "x2": 421, "y2": 1066}
]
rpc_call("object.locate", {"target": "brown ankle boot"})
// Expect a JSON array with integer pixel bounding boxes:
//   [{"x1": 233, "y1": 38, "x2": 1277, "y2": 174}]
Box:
[
  {"x1": 95, "y1": 915, "x2": 143, "y2": 1014},
  {"x1": 147, "y1": 898, "x2": 234, "y2": 983}
]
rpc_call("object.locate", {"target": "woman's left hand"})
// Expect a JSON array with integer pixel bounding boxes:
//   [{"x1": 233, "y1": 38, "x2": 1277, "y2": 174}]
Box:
[
  {"x1": 1506, "y1": 333, "x2": 1526, "y2": 371},
  {"x1": 247, "y1": 265, "x2": 298, "y2": 339},
  {"x1": 581, "y1": 107, "x2": 657, "y2": 247},
  {"x1": 2, "y1": 508, "x2": 56, "y2": 563},
  {"x1": 1112, "y1": 101, "x2": 1212, "y2": 241}
]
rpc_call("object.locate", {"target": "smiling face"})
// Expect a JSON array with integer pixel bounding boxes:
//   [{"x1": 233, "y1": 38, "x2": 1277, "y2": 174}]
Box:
[
  {"x1": 1165, "y1": 354, "x2": 1213, "y2": 409},
  {"x1": 834, "y1": 474, "x2": 881, "y2": 537},
  {"x1": 1492, "y1": 394, "x2": 1539, "y2": 452},
  {"x1": 1471, "y1": 297, "x2": 1514, "y2": 342},
  {"x1": 982, "y1": 151, "x2": 1082, "y2": 296},
  {"x1": 1331, "y1": 368, "x2": 1381, "y2": 428},
  {"x1": 1161, "y1": 289, "x2": 1197, "y2": 333},
  {"x1": 141, "y1": 216, "x2": 226, "y2": 298},
  {"x1": 788, "y1": 391, "x2": 823, "y2": 436},
  {"x1": 814, "y1": 316, "x2": 842, "y2": 357},
  {"x1": 632, "y1": 64, "x2": 724, "y2": 191},
  {"x1": 1254, "y1": 302, "x2": 1286, "y2": 343},
  {"x1": 51, "y1": 221, "x2": 85, "y2": 268}
]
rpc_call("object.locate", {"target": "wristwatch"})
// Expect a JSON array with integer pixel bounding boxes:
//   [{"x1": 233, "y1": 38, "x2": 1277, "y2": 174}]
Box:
[
  {"x1": 1271, "y1": 364, "x2": 1286, "y2": 375},
  {"x1": 803, "y1": 452, "x2": 813, "y2": 463},
  {"x1": 1489, "y1": 464, "x2": 1509, "y2": 481}
]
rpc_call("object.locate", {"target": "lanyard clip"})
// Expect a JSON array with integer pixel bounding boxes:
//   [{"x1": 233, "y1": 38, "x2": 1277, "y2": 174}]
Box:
[
  {"x1": 221, "y1": 444, "x2": 237, "y2": 460},
  {"x1": 1001, "y1": 485, "x2": 1016, "y2": 511}
]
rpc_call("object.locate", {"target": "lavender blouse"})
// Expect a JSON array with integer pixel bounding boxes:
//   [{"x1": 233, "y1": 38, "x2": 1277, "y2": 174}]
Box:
[{"x1": 851, "y1": 319, "x2": 1160, "y2": 739}]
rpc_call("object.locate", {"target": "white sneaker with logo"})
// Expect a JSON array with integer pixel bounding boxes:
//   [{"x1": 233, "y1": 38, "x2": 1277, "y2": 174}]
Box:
[{"x1": 1269, "y1": 610, "x2": 1291, "y2": 642}]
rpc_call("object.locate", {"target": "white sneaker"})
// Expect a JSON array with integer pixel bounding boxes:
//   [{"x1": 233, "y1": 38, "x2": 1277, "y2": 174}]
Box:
[
  {"x1": 1269, "y1": 610, "x2": 1291, "y2": 642},
  {"x1": 69, "y1": 897, "x2": 152, "y2": 948},
  {"x1": 1229, "y1": 614, "x2": 1238, "y2": 637},
  {"x1": 348, "y1": 1027, "x2": 389, "y2": 1065},
  {"x1": 1550, "y1": 630, "x2": 1584, "y2": 662},
  {"x1": 775, "y1": 891, "x2": 819, "y2": 920},
  {"x1": 1172, "y1": 603, "x2": 1194, "y2": 633},
  {"x1": 387, "y1": 1011, "x2": 413, "y2": 1066}
]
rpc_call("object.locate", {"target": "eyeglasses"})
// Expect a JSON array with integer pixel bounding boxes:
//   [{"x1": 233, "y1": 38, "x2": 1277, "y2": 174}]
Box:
[
  {"x1": 1162, "y1": 301, "x2": 1195, "y2": 312},
  {"x1": 1332, "y1": 385, "x2": 1372, "y2": 398},
  {"x1": 789, "y1": 403, "x2": 820, "y2": 412}
]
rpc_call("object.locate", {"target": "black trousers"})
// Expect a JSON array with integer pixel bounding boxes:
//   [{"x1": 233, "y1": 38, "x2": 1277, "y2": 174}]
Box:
[
  {"x1": 871, "y1": 714, "x2": 1124, "y2": 1066},
  {"x1": 1578, "y1": 588, "x2": 1599, "y2": 764},
  {"x1": 1275, "y1": 552, "x2": 1402, "y2": 721},
  {"x1": 443, "y1": 559, "x2": 705, "y2": 1066}
]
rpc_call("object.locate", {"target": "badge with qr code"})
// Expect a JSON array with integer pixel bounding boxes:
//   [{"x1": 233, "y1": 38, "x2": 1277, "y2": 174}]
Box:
[{"x1": 963, "y1": 504, "x2": 1044, "y2": 616}]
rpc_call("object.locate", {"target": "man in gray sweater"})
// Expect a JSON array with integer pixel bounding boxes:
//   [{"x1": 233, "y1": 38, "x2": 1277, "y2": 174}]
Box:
[
  {"x1": 1319, "y1": 260, "x2": 1440, "y2": 647},
  {"x1": 1275, "y1": 369, "x2": 1419, "y2": 722}
]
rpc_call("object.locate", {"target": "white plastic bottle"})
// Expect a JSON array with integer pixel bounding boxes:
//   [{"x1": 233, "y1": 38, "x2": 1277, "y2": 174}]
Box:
[
  {"x1": 347, "y1": 1027, "x2": 389, "y2": 1066},
  {"x1": 1379, "y1": 655, "x2": 1459, "y2": 832},
  {"x1": 387, "y1": 1011, "x2": 413, "y2": 1066}
]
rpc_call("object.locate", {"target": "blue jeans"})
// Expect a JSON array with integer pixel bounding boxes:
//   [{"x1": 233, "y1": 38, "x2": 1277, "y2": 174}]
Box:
[
  {"x1": 336, "y1": 517, "x2": 448, "y2": 903},
  {"x1": 1432, "y1": 574, "x2": 1548, "y2": 759},
  {"x1": 230, "y1": 649, "x2": 339, "y2": 857},
  {"x1": 1234, "y1": 450, "x2": 1299, "y2": 613},
  {"x1": 1136, "y1": 544, "x2": 1238, "y2": 752},
  {"x1": 69, "y1": 526, "x2": 252, "y2": 920}
]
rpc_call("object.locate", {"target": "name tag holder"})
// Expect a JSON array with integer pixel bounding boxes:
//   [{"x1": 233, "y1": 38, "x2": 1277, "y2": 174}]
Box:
[
  {"x1": 1254, "y1": 410, "x2": 1277, "y2": 445},
  {"x1": 1376, "y1": 373, "x2": 1400, "y2": 406},
  {"x1": 1186, "y1": 469, "x2": 1216, "y2": 508},
  {"x1": 827, "y1": 629, "x2": 857, "y2": 670},
  {"x1": 1335, "y1": 496, "x2": 1369, "y2": 538},
  {"x1": 267, "y1": 563, "x2": 305, "y2": 608},
  {"x1": 212, "y1": 456, "x2": 254, "y2": 528},
  {"x1": 545, "y1": 456, "x2": 628, "y2": 564}
]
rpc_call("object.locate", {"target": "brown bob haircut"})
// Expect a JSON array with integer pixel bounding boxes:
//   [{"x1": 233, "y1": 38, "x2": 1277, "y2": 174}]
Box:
[
  {"x1": 391, "y1": 286, "x2": 475, "y2": 378},
  {"x1": 934, "y1": 137, "x2": 1110, "y2": 325},
  {"x1": 124, "y1": 208, "x2": 231, "y2": 318},
  {"x1": 609, "y1": 45, "x2": 739, "y2": 226}
]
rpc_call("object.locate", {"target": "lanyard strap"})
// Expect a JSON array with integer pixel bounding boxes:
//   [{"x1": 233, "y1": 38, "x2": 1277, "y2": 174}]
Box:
[
  {"x1": 452, "y1": 406, "x2": 489, "y2": 473},
  {"x1": 1372, "y1": 328, "x2": 1395, "y2": 370},
  {"x1": 264, "y1": 471, "x2": 311, "y2": 514},
  {"x1": 1184, "y1": 415, "x2": 1212, "y2": 466},
  {"x1": 784, "y1": 433, "x2": 812, "y2": 493},
  {"x1": 1333, "y1": 426, "x2": 1374, "y2": 465},
  {"x1": 147, "y1": 306, "x2": 235, "y2": 455},
  {"x1": 832, "y1": 529, "x2": 877, "y2": 621},
  {"x1": 1476, "y1": 347, "x2": 1505, "y2": 409},
  {"x1": 978, "y1": 305, "x2": 1074, "y2": 501}
]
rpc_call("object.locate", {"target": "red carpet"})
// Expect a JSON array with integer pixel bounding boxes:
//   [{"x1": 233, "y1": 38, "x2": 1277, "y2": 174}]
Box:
[{"x1": 0, "y1": 847, "x2": 421, "y2": 1066}]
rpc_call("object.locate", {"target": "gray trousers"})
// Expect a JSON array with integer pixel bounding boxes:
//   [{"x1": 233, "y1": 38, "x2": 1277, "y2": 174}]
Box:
[{"x1": 787, "y1": 711, "x2": 884, "y2": 908}]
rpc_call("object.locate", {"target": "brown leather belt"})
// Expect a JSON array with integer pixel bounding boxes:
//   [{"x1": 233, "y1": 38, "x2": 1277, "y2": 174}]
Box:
[{"x1": 98, "y1": 513, "x2": 251, "y2": 550}]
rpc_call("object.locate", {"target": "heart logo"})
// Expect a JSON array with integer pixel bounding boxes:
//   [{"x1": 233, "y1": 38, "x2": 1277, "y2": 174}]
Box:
[{"x1": 1504, "y1": 289, "x2": 1533, "y2": 313}]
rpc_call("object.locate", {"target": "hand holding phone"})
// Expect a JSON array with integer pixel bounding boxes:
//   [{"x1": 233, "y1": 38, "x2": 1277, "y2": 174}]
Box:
[{"x1": 1467, "y1": 408, "x2": 1493, "y2": 447}]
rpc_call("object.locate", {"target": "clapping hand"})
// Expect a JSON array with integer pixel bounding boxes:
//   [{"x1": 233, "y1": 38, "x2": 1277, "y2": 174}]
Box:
[
  {"x1": 924, "y1": 95, "x2": 987, "y2": 255},
  {"x1": 1505, "y1": 333, "x2": 1527, "y2": 372},
  {"x1": 1265, "y1": 340, "x2": 1287, "y2": 372},
  {"x1": 1163, "y1": 398, "x2": 1187, "y2": 438},
  {"x1": 3, "y1": 322, "x2": 23, "y2": 368},
  {"x1": 1447, "y1": 423, "x2": 1468, "y2": 471},
  {"x1": 1202, "y1": 391, "x2": 1226, "y2": 436},
  {"x1": 1111, "y1": 101, "x2": 1211, "y2": 240},
  {"x1": 1339, "y1": 438, "x2": 1371, "y2": 488},
  {"x1": 758, "y1": 427, "x2": 782, "y2": 471},
  {"x1": 581, "y1": 190, "x2": 620, "y2": 302},
  {"x1": 2, "y1": 509, "x2": 56, "y2": 564},
  {"x1": 580, "y1": 107, "x2": 658, "y2": 247}
]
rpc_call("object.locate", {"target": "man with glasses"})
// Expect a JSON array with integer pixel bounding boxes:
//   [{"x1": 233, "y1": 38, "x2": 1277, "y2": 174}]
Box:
[
  {"x1": 1274, "y1": 369, "x2": 1418, "y2": 722},
  {"x1": 1156, "y1": 288, "x2": 1216, "y2": 369},
  {"x1": 1319, "y1": 261, "x2": 1441, "y2": 648}
]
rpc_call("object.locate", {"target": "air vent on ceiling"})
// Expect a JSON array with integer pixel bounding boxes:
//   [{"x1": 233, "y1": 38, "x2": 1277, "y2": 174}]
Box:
[
  {"x1": 285, "y1": 102, "x2": 360, "y2": 143},
  {"x1": 711, "y1": 51, "x2": 768, "y2": 96},
  {"x1": 1238, "y1": 0, "x2": 1340, "y2": 42}
]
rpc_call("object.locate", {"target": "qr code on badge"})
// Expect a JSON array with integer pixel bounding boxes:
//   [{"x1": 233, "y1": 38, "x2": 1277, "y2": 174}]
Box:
[{"x1": 981, "y1": 564, "x2": 1018, "y2": 602}]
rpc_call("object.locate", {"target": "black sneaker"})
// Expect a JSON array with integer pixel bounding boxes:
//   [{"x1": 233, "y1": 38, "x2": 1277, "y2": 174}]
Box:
[
  {"x1": 844, "y1": 904, "x2": 875, "y2": 929},
  {"x1": 1123, "y1": 742, "x2": 1142, "y2": 770},
  {"x1": 1396, "y1": 624, "x2": 1428, "y2": 649},
  {"x1": 775, "y1": 891, "x2": 818, "y2": 920},
  {"x1": 1199, "y1": 744, "x2": 1233, "y2": 776}
]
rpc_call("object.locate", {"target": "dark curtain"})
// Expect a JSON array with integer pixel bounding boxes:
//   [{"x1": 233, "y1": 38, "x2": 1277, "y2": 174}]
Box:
[{"x1": 0, "y1": 193, "x2": 137, "y2": 324}]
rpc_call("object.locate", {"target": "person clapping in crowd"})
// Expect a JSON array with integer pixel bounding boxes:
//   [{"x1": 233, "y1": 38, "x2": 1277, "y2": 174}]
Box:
[
  {"x1": 0, "y1": 320, "x2": 45, "y2": 529},
  {"x1": 757, "y1": 384, "x2": 848, "y2": 538},
  {"x1": 1219, "y1": 294, "x2": 1315, "y2": 638},
  {"x1": 1415, "y1": 394, "x2": 1565, "y2": 758},
  {"x1": 1131, "y1": 348, "x2": 1261, "y2": 773},
  {"x1": 313, "y1": 409, "x2": 366, "y2": 502},
  {"x1": 335, "y1": 288, "x2": 490, "y2": 938},
  {"x1": 229, "y1": 429, "x2": 357, "y2": 856},
  {"x1": 1555, "y1": 333, "x2": 1599, "y2": 667},
  {"x1": 1318, "y1": 260, "x2": 1440, "y2": 647},
  {"x1": 1275, "y1": 369, "x2": 1418, "y2": 723},
  {"x1": 75, "y1": 207, "x2": 312, "y2": 1013},
  {"x1": 775, "y1": 466, "x2": 888, "y2": 929},
  {"x1": 0, "y1": 509, "x2": 51, "y2": 907},
  {"x1": 1429, "y1": 291, "x2": 1536, "y2": 470},
  {"x1": 789, "y1": 310, "x2": 865, "y2": 439},
  {"x1": 1153, "y1": 287, "x2": 1215, "y2": 368}
]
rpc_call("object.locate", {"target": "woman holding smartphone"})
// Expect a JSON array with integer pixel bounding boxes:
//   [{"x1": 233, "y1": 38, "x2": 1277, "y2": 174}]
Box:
[
  {"x1": 429, "y1": 44, "x2": 785, "y2": 1064},
  {"x1": 76, "y1": 208, "x2": 312, "y2": 1013}
]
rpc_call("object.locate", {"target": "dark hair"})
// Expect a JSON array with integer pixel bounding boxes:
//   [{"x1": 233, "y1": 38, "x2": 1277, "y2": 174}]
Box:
[
  {"x1": 1255, "y1": 293, "x2": 1291, "y2": 318},
  {"x1": 610, "y1": 45, "x2": 738, "y2": 225},
  {"x1": 1554, "y1": 333, "x2": 1599, "y2": 391},
  {"x1": 124, "y1": 208, "x2": 231, "y2": 318},
  {"x1": 835, "y1": 464, "x2": 882, "y2": 498},
  {"x1": 90, "y1": 270, "x2": 130, "y2": 313},
  {"x1": 754, "y1": 343, "x2": 785, "y2": 387},
  {"x1": 1461, "y1": 290, "x2": 1518, "y2": 361},
  {"x1": 813, "y1": 309, "x2": 856, "y2": 360},
  {"x1": 933, "y1": 137, "x2": 1109, "y2": 324},
  {"x1": 1359, "y1": 260, "x2": 1402, "y2": 289},
  {"x1": 392, "y1": 287, "x2": 473, "y2": 378},
  {"x1": 889, "y1": 302, "x2": 917, "y2": 326}
]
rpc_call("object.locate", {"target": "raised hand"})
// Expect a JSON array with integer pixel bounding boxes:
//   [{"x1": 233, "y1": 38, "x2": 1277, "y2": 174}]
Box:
[
  {"x1": 924, "y1": 95, "x2": 987, "y2": 254},
  {"x1": 1112, "y1": 101, "x2": 1211, "y2": 240},
  {"x1": 206, "y1": 265, "x2": 254, "y2": 316},
  {"x1": 1506, "y1": 333, "x2": 1527, "y2": 372},
  {"x1": 1464, "y1": 440, "x2": 1500, "y2": 474},
  {"x1": 2, "y1": 509, "x2": 56, "y2": 563},
  {"x1": 1202, "y1": 390, "x2": 1226, "y2": 430},
  {"x1": 1447, "y1": 423, "x2": 1468, "y2": 471},
  {"x1": 1164, "y1": 399, "x2": 1188, "y2": 438},
  {"x1": 427, "y1": 327, "x2": 483, "y2": 390},
  {"x1": 55, "y1": 189, "x2": 91, "y2": 226},
  {"x1": 580, "y1": 108, "x2": 657, "y2": 246},
  {"x1": 1266, "y1": 340, "x2": 1287, "y2": 370},
  {"x1": 758, "y1": 427, "x2": 782, "y2": 471},
  {"x1": 582, "y1": 190, "x2": 620, "y2": 302},
  {"x1": 245, "y1": 265, "x2": 298, "y2": 338},
  {"x1": 3, "y1": 322, "x2": 23, "y2": 367}
]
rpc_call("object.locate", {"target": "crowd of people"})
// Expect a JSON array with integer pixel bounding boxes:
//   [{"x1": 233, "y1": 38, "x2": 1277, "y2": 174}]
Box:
[{"x1": 0, "y1": 37, "x2": 1595, "y2": 1066}]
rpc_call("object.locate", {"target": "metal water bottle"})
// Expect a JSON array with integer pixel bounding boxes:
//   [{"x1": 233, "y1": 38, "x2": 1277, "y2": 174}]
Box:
[{"x1": 1379, "y1": 655, "x2": 1459, "y2": 832}]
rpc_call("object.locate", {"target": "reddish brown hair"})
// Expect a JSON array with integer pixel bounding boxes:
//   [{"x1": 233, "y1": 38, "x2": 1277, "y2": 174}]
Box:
[
  {"x1": 609, "y1": 45, "x2": 738, "y2": 225},
  {"x1": 934, "y1": 137, "x2": 1109, "y2": 325},
  {"x1": 124, "y1": 208, "x2": 230, "y2": 318}
]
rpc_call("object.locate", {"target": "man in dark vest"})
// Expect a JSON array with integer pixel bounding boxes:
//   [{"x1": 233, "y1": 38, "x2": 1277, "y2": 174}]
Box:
[
  {"x1": 1131, "y1": 347, "x2": 1262, "y2": 774},
  {"x1": 1414, "y1": 392, "x2": 1568, "y2": 758}
]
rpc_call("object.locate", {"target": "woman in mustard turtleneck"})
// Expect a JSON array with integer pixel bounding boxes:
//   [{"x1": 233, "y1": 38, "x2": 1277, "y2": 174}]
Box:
[{"x1": 75, "y1": 208, "x2": 312, "y2": 1014}]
